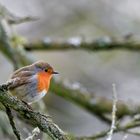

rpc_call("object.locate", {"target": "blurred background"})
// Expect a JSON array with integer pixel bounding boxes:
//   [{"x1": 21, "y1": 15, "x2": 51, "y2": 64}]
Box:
[{"x1": 0, "y1": 0, "x2": 140, "y2": 139}]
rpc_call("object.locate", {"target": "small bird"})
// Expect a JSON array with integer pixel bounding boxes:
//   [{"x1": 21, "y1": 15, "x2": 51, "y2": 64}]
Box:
[{"x1": 8, "y1": 61, "x2": 58, "y2": 104}]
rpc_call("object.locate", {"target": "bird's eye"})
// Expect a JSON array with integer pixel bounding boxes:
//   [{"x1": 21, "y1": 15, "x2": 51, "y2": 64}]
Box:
[{"x1": 45, "y1": 69, "x2": 48, "y2": 72}]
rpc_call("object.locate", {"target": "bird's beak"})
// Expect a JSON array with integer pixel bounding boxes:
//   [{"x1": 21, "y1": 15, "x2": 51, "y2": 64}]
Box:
[{"x1": 52, "y1": 71, "x2": 59, "y2": 74}]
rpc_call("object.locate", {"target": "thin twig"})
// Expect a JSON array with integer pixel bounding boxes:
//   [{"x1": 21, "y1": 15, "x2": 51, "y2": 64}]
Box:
[
  {"x1": 77, "y1": 115, "x2": 140, "y2": 140},
  {"x1": 106, "y1": 84, "x2": 118, "y2": 140},
  {"x1": 125, "y1": 130, "x2": 140, "y2": 136},
  {"x1": 25, "y1": 127, "x2": 40, "y2": 140},
  {"x1": 77, "y1": 120, "x2": 140, "y2": 140},
  {"x1": 4, "y1": 105, "x2": 21, "y2": 140},
  {"x1": 0, "y1": 4, "x2": 38, "y2": 24}
]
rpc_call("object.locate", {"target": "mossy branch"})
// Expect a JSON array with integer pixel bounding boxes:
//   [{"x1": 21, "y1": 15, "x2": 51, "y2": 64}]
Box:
[
  {"x1": 0, "y1": 83, "x2": 69, "y2": 140},
  {"x1": 4, "y1": 105, "x2": 21, "y2": 140}
]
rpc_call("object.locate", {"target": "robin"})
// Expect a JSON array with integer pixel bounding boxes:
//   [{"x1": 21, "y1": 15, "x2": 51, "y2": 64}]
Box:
[{"x1": 7, "y1": 61, "x2": 58, "y2": 104}]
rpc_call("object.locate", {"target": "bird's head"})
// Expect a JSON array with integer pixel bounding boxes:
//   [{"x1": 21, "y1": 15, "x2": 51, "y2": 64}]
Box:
[
  {"x1": 33, "y1": 61, "x2": 59, "y2": 76},
  {"x1": 32, "y1": 61, "x2": 59, "y2": 91}
]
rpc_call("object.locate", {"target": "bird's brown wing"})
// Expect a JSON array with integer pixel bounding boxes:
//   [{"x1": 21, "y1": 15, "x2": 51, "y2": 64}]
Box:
[
  {"x1": 11, "y1": 64, "x2": 34, "y2": 79},
  {"x1": 8, "y1": 71, "x2": 35, "y2": 89}
]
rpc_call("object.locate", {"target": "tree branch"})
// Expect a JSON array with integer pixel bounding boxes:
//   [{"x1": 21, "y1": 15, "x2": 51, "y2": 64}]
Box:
[
  {"x1": 77, "y1": 117, "x2": 140, "y2": 140},
  {"x1": 0, "y1": 84, "x2": 69, "y2": 140},
  {"x1": 106, "y1": 84, "x2": 117, "y2": 140},
  {"x1": 0, "y1": 4, "x2": 38, "y2": 25},
  {"x1": 0, "y1": 21, "x2": 20, "y2": 69},
  {"x1": 4, "y1": 105, "x2": 21, "y2": 140},
  {"x1": 24, "y1": 37, "x2": 140, "y2": 52},
  {"x1": 0, "y1": 21, "x2": 31, "y2": 69}
]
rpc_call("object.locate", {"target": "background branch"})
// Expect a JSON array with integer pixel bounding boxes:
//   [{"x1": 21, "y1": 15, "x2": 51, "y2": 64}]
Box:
[
  {"x1": 0, "y1": 4, "x2": 38, "y2": 25},
  {"x1": 24, "y1": 37, "x2": 140, "y2": 52},
  {"x1": 50, "y1": 80, "x2": 140, "y2": 121},
  {"x1": 0, "y1": 21, "x2": 31, "y2": 69},
  {"x1": 77, "y1": 118, "x2": 140, "y2": 140}
]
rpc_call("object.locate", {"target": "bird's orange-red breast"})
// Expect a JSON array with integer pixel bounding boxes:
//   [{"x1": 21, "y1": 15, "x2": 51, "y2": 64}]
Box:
[
  {"x1": 7, "y1": 61, "x2": 58, "y2": 104},
  {"x1": 37, "y1": 69, "x2": 53, "y2": 92}
]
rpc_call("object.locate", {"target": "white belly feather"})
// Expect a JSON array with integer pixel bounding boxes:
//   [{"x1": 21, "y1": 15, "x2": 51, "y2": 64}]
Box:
[{"x1": 27, "y1": 89, "x2": 47, "y2": 104}]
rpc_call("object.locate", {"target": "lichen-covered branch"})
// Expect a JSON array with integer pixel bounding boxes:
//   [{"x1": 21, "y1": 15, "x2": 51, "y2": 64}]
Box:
[
  {"x1": 0, "y1": 84, "x2": 69, "y2": 140},
  {"x1": 24, "y1": 37, "x2": 140, "y2": 52},
  {"x1": 4, "y1": 105, "x2": 21, "y2": 140}
]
